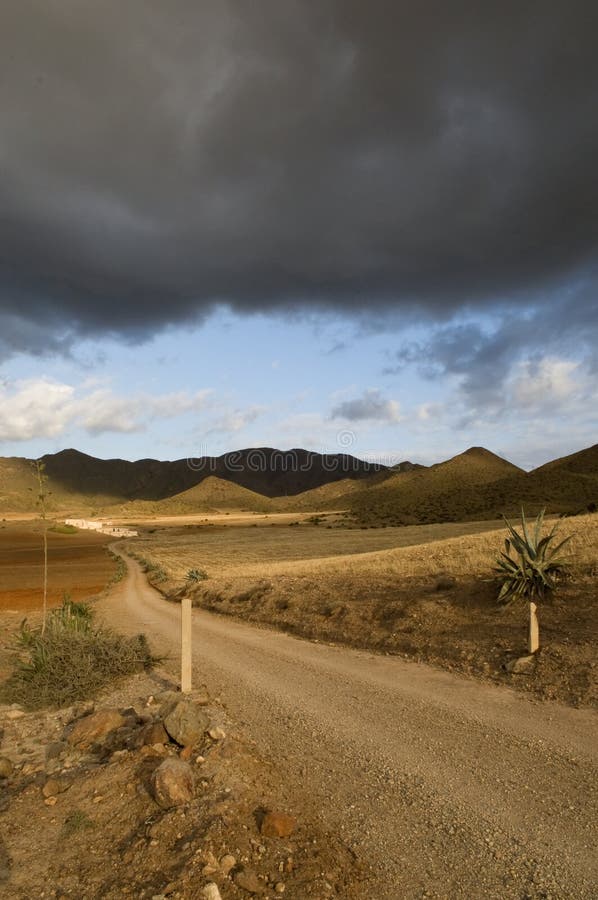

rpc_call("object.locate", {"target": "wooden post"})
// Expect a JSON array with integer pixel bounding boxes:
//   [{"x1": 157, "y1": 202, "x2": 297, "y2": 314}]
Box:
[
  {"x1": 181, "y1": 595, "x2": 192, "y2": 693},
  {"x1": 528, "y1": 601, "x2": 539, "y2": 654}
]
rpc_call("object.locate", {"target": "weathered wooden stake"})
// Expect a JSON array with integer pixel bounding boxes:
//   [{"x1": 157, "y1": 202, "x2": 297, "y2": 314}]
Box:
[
  {"x1": 528, "y1": 601, "x2": 539, "y2": 654},
  {"x1": 181, "y1": 595, "x2": 192, "y2": 693}
]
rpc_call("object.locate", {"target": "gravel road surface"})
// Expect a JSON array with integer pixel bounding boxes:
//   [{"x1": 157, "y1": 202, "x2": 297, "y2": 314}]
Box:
[{"x1": 103, "y1": 549, "x2": 598, "y2": 899}]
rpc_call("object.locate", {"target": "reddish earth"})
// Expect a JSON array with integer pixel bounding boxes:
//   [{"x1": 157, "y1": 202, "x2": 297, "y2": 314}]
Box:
[{"x1": 0, "y1": 521, "x2": 116, "y2": 612}]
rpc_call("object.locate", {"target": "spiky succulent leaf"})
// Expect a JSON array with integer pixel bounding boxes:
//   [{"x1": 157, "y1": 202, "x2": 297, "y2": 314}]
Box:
[{"x1": 494, "y1": 509, "x2": 572, "y2": 605}]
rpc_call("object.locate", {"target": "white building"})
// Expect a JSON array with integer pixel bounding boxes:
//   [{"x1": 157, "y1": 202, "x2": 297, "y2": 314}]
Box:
[{"x1": 64, "y1": 519, "x2": 138, "y2": 537}]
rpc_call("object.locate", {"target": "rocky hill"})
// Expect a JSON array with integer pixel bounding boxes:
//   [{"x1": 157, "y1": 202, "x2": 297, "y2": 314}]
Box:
[
  {"x1": 0, "y1": 448, "x2": 386, "y2": 512},
  {"x1": 349, "y1": 445, "x2": 598, "y2": 525},
  {"x1": 1, "y1": 443, "x2": 597, "y2": 524}
]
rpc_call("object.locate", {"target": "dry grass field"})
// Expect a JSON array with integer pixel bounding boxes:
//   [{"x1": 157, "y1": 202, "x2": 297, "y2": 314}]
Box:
[
  {"x1": 124, "y1": 517, "x2": 508, "y2": 580},
  {"x1": 0, "y1": 519, "x2": 117, "y2": 612},
  {"x1": 129, "y1": 513, "x2": 598, "y2": 708}
]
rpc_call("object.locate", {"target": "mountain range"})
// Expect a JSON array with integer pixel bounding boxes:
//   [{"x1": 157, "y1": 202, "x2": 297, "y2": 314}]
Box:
[{"x1": 0, "y1": 443, "x2": 596, "y2": 524}]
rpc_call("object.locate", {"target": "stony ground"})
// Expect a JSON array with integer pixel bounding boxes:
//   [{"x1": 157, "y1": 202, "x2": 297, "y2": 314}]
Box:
[{"x1": 0, "y1": 670, "x2": 363, "y2": 899}]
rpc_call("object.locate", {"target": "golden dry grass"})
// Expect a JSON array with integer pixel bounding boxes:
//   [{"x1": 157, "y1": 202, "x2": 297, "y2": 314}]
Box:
[
  {"x1": 129, "y1": 513, "x2": 598, "y2": 584},
  {"x1": 128, "y1": 512, "x2": 598, "y2": 708}
]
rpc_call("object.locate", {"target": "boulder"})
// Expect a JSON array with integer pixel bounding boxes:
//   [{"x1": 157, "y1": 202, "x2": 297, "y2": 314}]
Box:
[
  {"x1": 233, "y1": 868, "x2": 265, "y2": 895},
  {"x1": 151, "y1": 757, "x2": 195, "y2": 808},
  {"x1": 67, "y1": 709, "x2": 127, "y2": 749},
  {"x1": 42, "y1": 776, "x2": 72, "y2": 798},
  {"x1": 506, "y1": 655, "x2": 536, "y2": 675},
  {"x1": 139, "y1": 722, "x2": 170, "y2": 747},
  {"x1": 163, "y1": 701, "x2": 209, "y2": 748},
  {"x1": 260, "y1": 810, "x2": 297, "y2": 838}
]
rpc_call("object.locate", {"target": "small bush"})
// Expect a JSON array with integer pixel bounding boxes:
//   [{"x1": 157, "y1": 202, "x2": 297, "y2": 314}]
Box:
[
  {"x1": 107, "y1": 551, "x2": 127, "y2": 584},
  {"x1": 0, "y1": 599, "x2": 155, "y2": 710},
  {"x1": 49, "y1": 523, "x2": 78, "y2": 534},
  {"x1": 186, "y1": 568, "x2": 208, "y2": 582},
  {"x1": 62, "y1": 809, "x2": 95, "y2": 836}
]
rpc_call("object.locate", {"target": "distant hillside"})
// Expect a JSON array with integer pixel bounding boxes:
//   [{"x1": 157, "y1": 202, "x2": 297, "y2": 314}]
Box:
[
  {"x1": 151, "y1": 476, "x2": 272, "y2": 514},
  {"x1": 2, "y1": 443, "x2": 597, "y2": 523},
  {"x1": 0, "y1": 456, "x2": 41, "y2": 512},
  {"x1": 349, "y1": 447, "x2": 524, "y2": 524},
  {"x1": 350, "y1": 445, "x2": 598, "y2": 525},
  {"x1": 0, "y1": 447, "x2": 386, "y2": 512},
  {"x1": 531, "y1": 443, "x2": 598, "y2": 478},
  {"x1": 271, "y1": 478, "x2": 365, "y2": 512}
]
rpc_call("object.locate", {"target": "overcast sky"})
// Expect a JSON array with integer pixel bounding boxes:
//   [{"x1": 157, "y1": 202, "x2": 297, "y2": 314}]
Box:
[{"x1": 1, "y1": 1, "x2": 597, "y2": 468}]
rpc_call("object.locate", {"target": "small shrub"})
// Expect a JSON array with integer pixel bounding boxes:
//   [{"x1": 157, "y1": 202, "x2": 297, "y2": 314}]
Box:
[
  {"x1": 107, "y1": 551, "x2": 127, "y2": 585},
  {"x1": 186, "y1": 568, "x2": 208, "y2": 583},
  {"x1": 62, "y1": 809, "x2": 95, "y2": 836},
  {"x1": 49, "y1": 523, "x2": 78, "y2": 534},
  {"x1": 0, "y1": 599, "x2": 156, "y2": 710}
]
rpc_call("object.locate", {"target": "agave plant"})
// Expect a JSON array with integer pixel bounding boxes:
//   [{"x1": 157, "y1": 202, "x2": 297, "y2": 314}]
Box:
[{"x1": 494, "y1": 509, "x2": 572, "y2": 653}]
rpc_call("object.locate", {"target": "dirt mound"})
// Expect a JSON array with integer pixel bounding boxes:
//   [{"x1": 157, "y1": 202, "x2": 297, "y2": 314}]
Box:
[{"x1": 0, "y1": 670, "x2": 363, "y2": 898}]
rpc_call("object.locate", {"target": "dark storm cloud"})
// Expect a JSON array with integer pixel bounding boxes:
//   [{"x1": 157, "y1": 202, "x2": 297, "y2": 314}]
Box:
[
  {"x1": 384, "y1": 276, "x2": 598, "y2": 415},
  {"x1": 1, "y1": 0, "x2": 597, "y2": 345}
]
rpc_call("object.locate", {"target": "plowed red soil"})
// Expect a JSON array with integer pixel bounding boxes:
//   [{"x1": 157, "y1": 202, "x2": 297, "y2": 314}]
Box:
[{"x1": 0, "y1": 521, "x2": 116, "y2": 611}]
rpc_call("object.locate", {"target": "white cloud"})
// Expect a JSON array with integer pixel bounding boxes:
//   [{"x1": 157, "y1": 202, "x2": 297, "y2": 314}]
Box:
[
  {"x1": 0, "y1": 378, "x2": 78, "y2": 441},
  {"x1": 509, "y1": 357, "x2": 580, "y2": 410},
  {"x1": 330, "y1": 388, "x2": 402, "y2": 424},
  {"x1": 206, "y1": 405, "x2": 266, "y2": 435},
  {"x1": 83, "y1": 388, "x2": 212, "y2": 435},
  {"x1": 416, "y1": 402, "x2": 443, "y2": 421},
  {"x1": 0, "y1": 378, "x2": 212, "y2": 441}
]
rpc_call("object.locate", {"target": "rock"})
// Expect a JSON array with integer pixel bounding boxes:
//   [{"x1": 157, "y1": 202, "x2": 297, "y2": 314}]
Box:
[
  {"x1": 163, "y1": 701, "x2": 209, "y2": 748},
  {"x1": 208, "y1": 727, "x2": 226, "y2": 741},
  {"x1": 274, "y1": 885, "x2": 286, "y2": 894},
  {"x1": 45, "y1": 741, "x2": 67, "y2": 761},
  {"x1": 506, "y1": 655, "x2": 536, "y2": 675},
  {"x1": 42, "y1": 776, "x2": 72, "y2": 798},
  {"x1": 59, "y1": 700, "x2": 95, "y2": 727},
  {"x1": 151, "y1": 757, "x2": 195, "y2": 808},
  {"x1": 67, "y1": 709, "x2": 127, "y2": 749},
  {"x1": 220, "y1": 854, "x2": 237, "y2": 875},
  {"x1": 0, "y1": 757, "x2": 14, "y2": 779},
  {"x1": 179, "y1": 745, "x2": 193, "y2": 761},
  {"x1": 234, "y1": 868, "x2": 265, "y2": 895},
  {"x1": 260, "y1": 811, "x2": 297, "y2": 838},
  {"x1": 202, "y1": 885, "x2": 222, "y2": 900},
  {"x1": 154, "y1": 690, "x2": 182, "y2": 707},
  {"x1": 201, "y1": 851, "x2": 219, "y2": 875},
  {"x1": 5, "y1": 710, "x2": 25, "y2": 721},
  {"x1": 140, "y1": 722, "x2": 169, "y2": 747}
]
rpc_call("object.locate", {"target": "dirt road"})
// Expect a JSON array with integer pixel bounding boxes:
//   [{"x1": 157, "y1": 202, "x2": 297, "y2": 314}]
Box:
[{"x1": 103, "y1": 549, "x2": 598, "y2": 899}]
